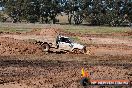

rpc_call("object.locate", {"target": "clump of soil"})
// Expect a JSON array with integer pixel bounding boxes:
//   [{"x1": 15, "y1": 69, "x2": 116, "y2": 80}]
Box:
[{"x1": 0, "y1": 37, "x2": 43, "y2": 56}]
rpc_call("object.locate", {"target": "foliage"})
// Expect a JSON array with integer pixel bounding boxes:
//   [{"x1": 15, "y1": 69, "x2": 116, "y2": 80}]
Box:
[
  {"x1": 0, "y1": 0, "x2": 132, "y2": 26},
  {"x1": 83, "y1": 0, "x2": 132, "y2": 26}
]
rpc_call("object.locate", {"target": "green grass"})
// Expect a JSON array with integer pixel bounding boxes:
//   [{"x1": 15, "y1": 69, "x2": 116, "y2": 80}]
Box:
[
  {"x1": 128, "y1": 36, "x2": 132, "y2": 38},
  {"x1": 63, "y1": 26, "x2": 132, "y2": 34},
  {"x1": 0, "y1": 24, "x2": 131, "y2": 35},
  {"x1": 70, "y1": 36, "x2": 80, "y2": 41},
  {"x1": 0, "y1": 27, "x2": 33, "y2": 33},
  {"x1": 70, "y1": 36, "x2": 87, "y2": 44}
]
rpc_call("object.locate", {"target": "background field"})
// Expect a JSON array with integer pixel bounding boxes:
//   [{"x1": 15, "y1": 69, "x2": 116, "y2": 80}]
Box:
[{"x1": 0, "y1": 22, "x2": 131, "y2": 34}]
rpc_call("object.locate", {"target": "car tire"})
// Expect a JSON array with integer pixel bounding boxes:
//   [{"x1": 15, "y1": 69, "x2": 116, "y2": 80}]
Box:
[
  {"x1": 42, "y1": 43, "x2": 50, "y2": 52},
  {"x1": 72, "y1": 49, "x2": 80, "y2": 54}
]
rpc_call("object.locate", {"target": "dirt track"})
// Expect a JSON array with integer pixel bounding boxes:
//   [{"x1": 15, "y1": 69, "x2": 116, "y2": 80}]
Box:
[
  {"x1": 0, "y1": 27, "x2": 132, "y2": 88},
  {"x1": 0, "y1": 28, "x2": 132, "y2": 56}
]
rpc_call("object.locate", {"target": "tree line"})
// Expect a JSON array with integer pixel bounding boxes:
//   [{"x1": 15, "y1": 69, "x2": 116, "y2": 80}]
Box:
[{"x1": 0, "y1": 0, "x2": 132, "y2": 26}]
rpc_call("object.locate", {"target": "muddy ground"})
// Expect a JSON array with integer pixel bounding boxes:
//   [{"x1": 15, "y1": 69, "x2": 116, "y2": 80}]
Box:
[
  {"x1": 0, "y1": 55, "x2": 131, "y2": 88},
  {"x1": 0, "y1": 25, "x2": 132, "y2": 88}
]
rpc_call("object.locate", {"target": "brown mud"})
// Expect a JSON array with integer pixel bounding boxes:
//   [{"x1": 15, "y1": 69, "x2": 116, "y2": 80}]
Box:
[{"x1": 0, "y1": 27, "x2": 131, "y2": 88}]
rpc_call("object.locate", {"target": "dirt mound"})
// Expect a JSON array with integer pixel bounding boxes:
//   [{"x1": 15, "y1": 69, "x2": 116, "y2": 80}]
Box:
[
  {"x1": 40, "y1": 28, "x2": 60, "y2": 36},
  {"x1": 27, "y1": 28, "x2": 60, "y2": 37},
  {"x1": 0, "y1": 37, "x2": 43, "y2": 56}
]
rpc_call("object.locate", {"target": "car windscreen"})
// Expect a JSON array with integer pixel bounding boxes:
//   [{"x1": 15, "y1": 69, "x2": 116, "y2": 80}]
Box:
[{"x1": 60, "y1": 37, "x2": 71, "y2": 43}]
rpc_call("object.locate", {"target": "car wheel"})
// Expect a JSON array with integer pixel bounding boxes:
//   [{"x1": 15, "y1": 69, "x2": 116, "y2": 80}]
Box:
[
  {"x1": 42, "y1": 43, "x2": 50, "y2": 52},
  {"x1": 73, "y1": 49, "x2": 80, "y2": 54}
]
